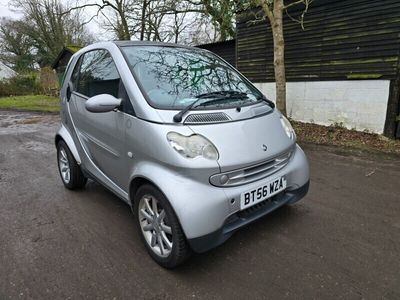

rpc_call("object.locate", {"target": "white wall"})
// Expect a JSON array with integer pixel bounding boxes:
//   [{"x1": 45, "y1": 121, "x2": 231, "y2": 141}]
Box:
[{"x1": 254, "y1": 80, "x2": 390, "y2": 134}]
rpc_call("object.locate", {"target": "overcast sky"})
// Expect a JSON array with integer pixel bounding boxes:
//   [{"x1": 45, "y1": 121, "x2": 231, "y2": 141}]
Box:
[
  {"x1": 0, "y1": 1, "x2": 12, "y2": 77},
  {"x1": 0, "y1": 0, "x2": 19, "y2": 18},
  {"x1": 0, "y1": 0, "x2": 109, "y2": 37}
]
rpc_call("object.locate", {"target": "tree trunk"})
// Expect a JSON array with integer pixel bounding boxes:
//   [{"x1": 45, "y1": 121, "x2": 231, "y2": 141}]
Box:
[
  {"x1": 140, "y1": 0, "x2": 148, "y2": 41},
  {"x1": 116, "y1": 0, "x2": 130, "y2": 40},
  {"x1": 219, "y1": 23, "x2": 227, "y2": 41},
  {"x1": 174, "y1": 12, "x2": 179, "y2": 44},
  {"x1": 270, "y1": 0, "x2": 287, "y2": 115},
  {"x1": 383, "y1": 78, "x2": 400, "y2": 139},
  {"x1": 120, "y1": 14, "x2": 131, "y2": 40}
]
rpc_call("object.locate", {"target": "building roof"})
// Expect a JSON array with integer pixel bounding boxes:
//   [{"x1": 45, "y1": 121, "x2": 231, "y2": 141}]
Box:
[
  {"x1": 64, "y1": 45, "x2": 82, "y2": 53},
  {"x1": 196, "y1": 39, "x2": 235, "y2": 48},
  {"x1": 51, "y1": 45, "x2": 82, "y2": 69}
]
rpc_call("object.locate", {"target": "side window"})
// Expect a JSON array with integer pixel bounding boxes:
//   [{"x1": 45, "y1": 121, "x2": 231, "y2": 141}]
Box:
[
  {"x1": 70, "y1": 56, "x2": 82, "y2": 90},
  {"x1": 77, "y1": 50, "x2": 120, "y2": 98}
]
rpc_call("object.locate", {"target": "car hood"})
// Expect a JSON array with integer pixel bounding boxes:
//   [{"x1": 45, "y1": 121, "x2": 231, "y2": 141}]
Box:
[{"x1": 188, "y1": 111, "x2": 295, "y2": 172}]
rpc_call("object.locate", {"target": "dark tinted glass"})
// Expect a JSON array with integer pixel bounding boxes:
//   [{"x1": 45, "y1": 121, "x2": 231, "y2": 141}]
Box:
[
  {"x1": 70, "y1": 56, "x2": 82, "y2": 89},
  {"x1": 77, "y1": 50, "x2": 120, "y2": 98},
  {"x1": 121, "y1": 46, "x2": 262, "y2": 109}
]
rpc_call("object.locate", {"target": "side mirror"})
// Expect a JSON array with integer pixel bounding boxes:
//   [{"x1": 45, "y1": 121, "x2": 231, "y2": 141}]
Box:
[{"x1": 85, "y1": 94, "x2": 122, "y2": 113}]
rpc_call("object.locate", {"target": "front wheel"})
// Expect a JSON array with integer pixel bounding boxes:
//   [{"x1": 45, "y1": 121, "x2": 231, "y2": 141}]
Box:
[
  {"x1": 57, "y1": 140, "x2": 87, "y2": 190},
  {"x1": 134, "y1": 184, "x2": 190, "y2": 268}
]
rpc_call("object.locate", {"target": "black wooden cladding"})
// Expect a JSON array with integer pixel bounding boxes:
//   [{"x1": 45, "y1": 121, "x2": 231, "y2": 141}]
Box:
[
  {"x1": 196, "y1": 40, "x2": 236, "y2": 67},
  {"x1": 236, "y1": 0, "x2": 400, "y2": 82}
]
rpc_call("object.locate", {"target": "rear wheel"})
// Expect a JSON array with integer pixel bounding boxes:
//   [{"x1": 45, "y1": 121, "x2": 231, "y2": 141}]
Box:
[
  {"x1": 57, "y1": 140, "x2": 87, "y2": 190},
  {"x1": 134, "y1": 184, "x2": 190, "y2": 268}
]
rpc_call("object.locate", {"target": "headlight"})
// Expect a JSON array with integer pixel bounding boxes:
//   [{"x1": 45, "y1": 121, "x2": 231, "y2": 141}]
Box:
[
  {"x1": 280, "y1": 116, "x2": 295, "y2": 139},
  {"x1": 167, "y1": 132, "x2": 219, "y2": 160}
]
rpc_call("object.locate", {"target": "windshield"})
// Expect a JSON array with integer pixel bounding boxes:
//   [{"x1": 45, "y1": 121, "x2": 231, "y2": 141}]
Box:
[{"x1": 121, "y1": 45, "x2": 263, "y2": 109}]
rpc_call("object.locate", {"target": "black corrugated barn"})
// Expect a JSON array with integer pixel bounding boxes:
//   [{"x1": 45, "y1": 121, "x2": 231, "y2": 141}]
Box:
[
  {"x1": 198, "y1": 0, "x2": 400, "y2": 138},
  {"x1": 197, "y1": 40, "x2": 237, "y2": 67}
]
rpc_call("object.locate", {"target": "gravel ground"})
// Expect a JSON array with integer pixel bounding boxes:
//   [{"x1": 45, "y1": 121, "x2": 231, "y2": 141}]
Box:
[{"x1": 0, "y1": 110, "x2": 399, "y2": 299}]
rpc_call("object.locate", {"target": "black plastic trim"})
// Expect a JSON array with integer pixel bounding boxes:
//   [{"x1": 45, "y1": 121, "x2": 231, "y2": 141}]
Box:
[{"x1": 187, "y1": 180, "x2": 310, "y2": 253}]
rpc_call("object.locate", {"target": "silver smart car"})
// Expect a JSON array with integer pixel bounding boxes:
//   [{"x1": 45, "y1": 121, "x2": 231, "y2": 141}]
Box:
[{"x1": 55, "y1": 41, "x2": 309, "y2": 268}]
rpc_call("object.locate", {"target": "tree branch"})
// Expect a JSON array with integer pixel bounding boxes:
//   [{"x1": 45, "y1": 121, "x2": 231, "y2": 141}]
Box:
[
  {"x1": 284, "y1": 0, "x2": 312, "y2": 29},
  {"x1": 283, "y1": 0, "x2": 307, "y2": 10},
  {"x1": 59, "y1": 3, "x2": 108, "y2": 17}
]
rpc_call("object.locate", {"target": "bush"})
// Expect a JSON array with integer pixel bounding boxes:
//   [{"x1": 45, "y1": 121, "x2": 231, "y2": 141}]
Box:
[{"x1": 0, "y1": 72, "x2": 42, "y2": 97}]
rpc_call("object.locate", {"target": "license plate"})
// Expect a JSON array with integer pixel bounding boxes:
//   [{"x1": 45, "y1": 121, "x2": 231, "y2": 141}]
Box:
[{"x1": 240, "y1": 176, "x2": 287, "y2": 210}]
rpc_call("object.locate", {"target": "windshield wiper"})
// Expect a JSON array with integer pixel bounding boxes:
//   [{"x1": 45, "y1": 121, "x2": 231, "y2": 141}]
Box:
[
  {"x1": 173, "y1": 91, "x2": 249, "y2": 122},
  {"x1": 195, "y1": 90, "x2": 248, "y2": 99},
  {"x1": 258, "y1": 95, "x2": 275, "y2": 109}
]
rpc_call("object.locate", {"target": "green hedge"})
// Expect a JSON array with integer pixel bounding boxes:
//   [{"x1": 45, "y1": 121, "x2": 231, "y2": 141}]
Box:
[{"x1": 0, "y1": 72, "x2": 41, "y2": 97}]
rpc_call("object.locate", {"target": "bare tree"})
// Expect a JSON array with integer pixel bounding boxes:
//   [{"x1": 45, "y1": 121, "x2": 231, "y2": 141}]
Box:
[
  {"x1": 147, "y1": 1, "x2": 200, "y2": 43},
  {"x1": 247, "y1": 0, "x2": 312, "y2": 116},
  {"x1": 161, "y1": 0, "x2": 236, "y2": 42},
  {"x1": 60, "y1": 0, "x2": 134, "y2": 40},
  {"x1": 63, "y1": 0, "x2": 233, "y2": 44},
  {"x1": 128, "y1": 0, "x2": 198, "y2": 42},
  {"x1": 66, "y1": 0, "x2": 159, "y2": 41},
  {"x1": 169, "y1": 9, "x2": 187, "y2": 43}
]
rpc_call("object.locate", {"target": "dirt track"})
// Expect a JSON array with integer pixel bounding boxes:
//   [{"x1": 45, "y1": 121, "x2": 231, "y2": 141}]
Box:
[{"x1": 1, "y1": 110, "x2": 399, "y2": 299}]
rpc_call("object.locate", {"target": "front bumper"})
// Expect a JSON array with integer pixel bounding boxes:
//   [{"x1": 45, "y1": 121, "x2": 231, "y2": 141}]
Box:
[
  {"x1": 187, "y1": 180, "x2": 310, "y2": 253},
  {"x1": 134, "y1": 144, "x2": 309, "y2": 245}
]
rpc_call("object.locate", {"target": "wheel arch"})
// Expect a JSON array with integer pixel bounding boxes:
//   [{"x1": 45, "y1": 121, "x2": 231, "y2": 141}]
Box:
[
  {"x1": 129, "y1": 174, "x2": 191, "y2": 249},
  {"x1": 126, "y1": 163, "x2": 227, "y2": 240},
  {"x1": 55, "y1": 125, "x2": 81, "y2": 165},
  {"x1": 129, "y1": 176, "x2": 160, "y2": 208}
]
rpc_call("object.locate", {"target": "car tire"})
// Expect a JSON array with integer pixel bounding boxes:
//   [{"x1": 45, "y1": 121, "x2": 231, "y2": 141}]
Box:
[
  {"x1": 57, "y1": 140, "x2": 87, "y2": 190},
  {"x1": 134, "y1": 184, "x2": 191, "y2": 268}
]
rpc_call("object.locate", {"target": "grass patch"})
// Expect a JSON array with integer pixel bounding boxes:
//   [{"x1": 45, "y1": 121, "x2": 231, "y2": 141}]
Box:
[
  {"x1": 0, "y1": 95, "x2": 59, "y2": 113},
  {"x1": 293, "y1": 121, "x2": 400, "y2": 155}
]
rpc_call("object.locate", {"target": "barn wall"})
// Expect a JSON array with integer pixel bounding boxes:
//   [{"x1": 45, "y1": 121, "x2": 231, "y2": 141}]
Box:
[
  {"x1": 236, "y1": 0, "x2": 400, "y2": 82},
  {"x1": 197, "y1": 40, "x2": 236, "y2": 67},
  {"x1": 235, "y1": 0, "x2": 400, "y2": 134}
]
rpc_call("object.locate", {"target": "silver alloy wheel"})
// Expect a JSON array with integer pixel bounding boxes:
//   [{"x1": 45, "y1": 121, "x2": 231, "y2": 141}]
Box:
[
  {"x1": 138, "y1": 195, "x2": 173, "y2": 257},
  {"x1": 58, "y1": 147, "x2": 71, "y2": 184}
]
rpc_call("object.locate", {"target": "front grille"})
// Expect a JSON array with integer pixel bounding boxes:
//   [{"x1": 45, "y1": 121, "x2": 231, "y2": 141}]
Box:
[
  {"x1": 222, "y1": 192, "x2": 287, "y2": 234},
  {"x1": 184, "y1": 112, "x2": 231, "y2": 124},
  {"x1": 237, "y1": 195, "x2": 278, "y2": 218},
  {"x1": 210, "y1": 149, "x2": 293, "y2": 187}
]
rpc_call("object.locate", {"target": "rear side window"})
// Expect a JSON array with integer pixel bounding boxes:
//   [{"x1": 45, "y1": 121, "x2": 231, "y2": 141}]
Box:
[
  {"x1": 77, "y1": 50, "x2": 120, "y2": 98},
  {"x1": 70, "y1": 56, "x2": 82, "y2": 89}
]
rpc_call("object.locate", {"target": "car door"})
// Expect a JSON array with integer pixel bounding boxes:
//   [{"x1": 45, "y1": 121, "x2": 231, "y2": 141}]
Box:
[{"x1": 68, "y1": 49, "x2": 129, "y2": 190}]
